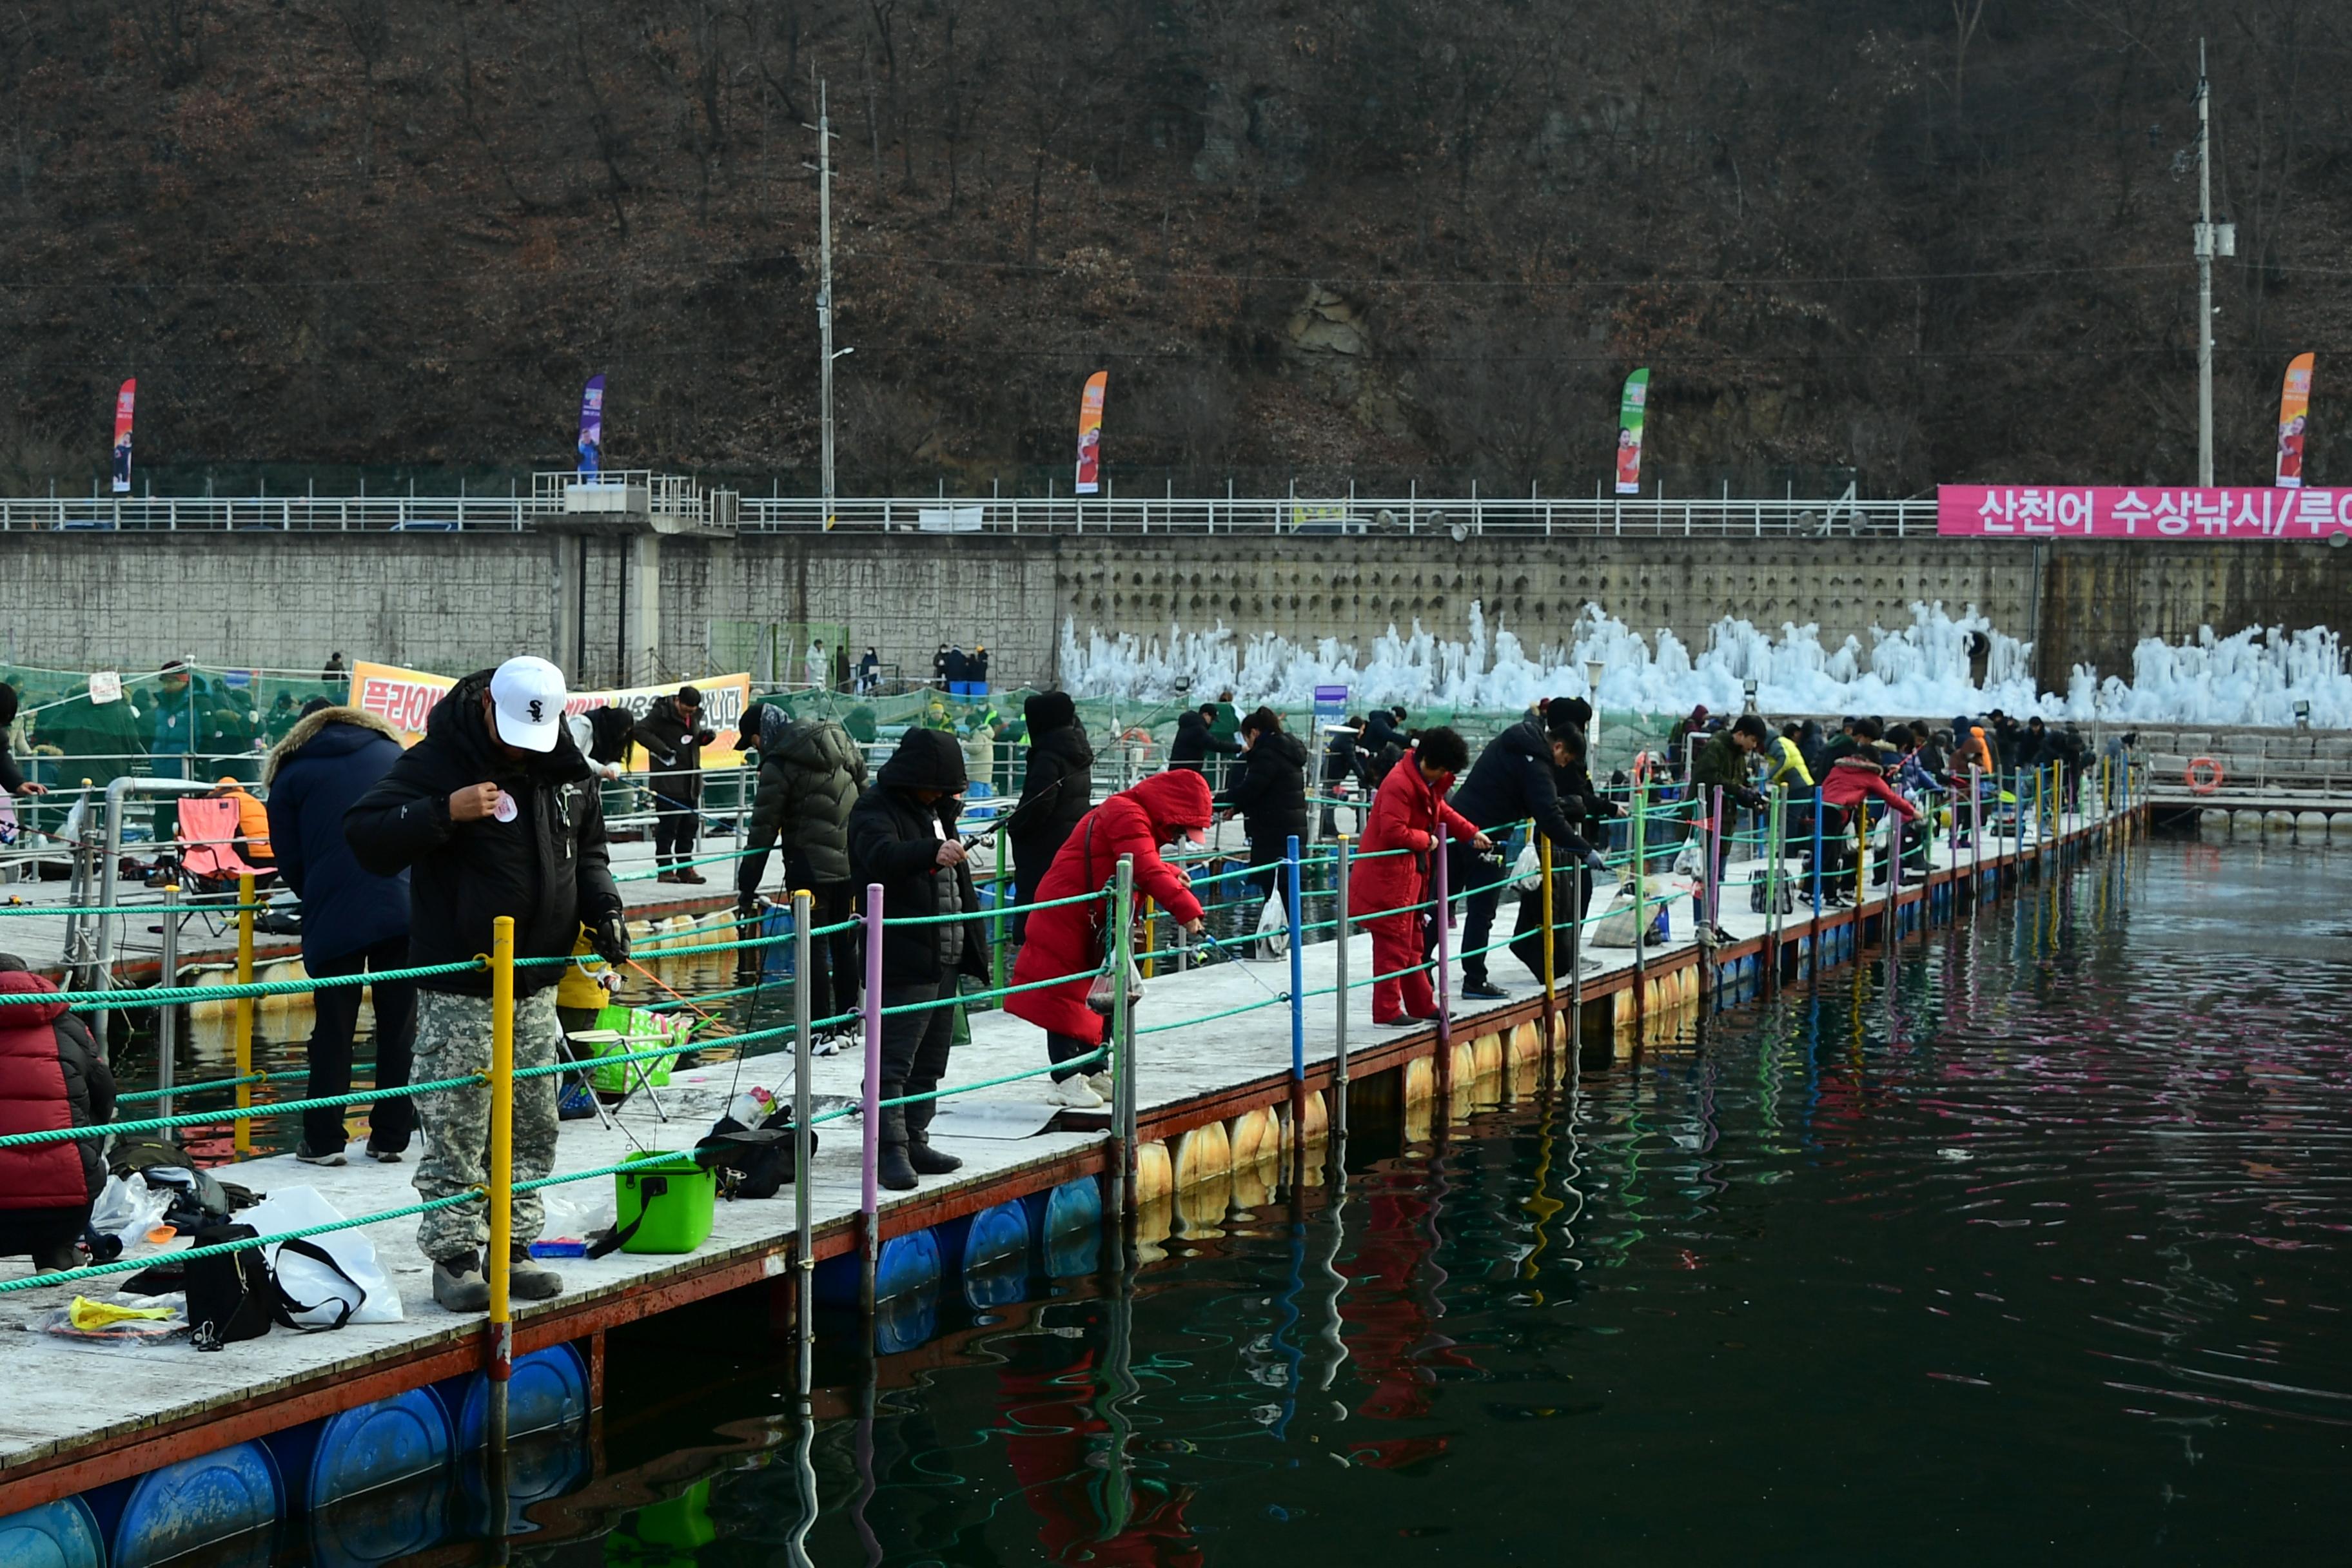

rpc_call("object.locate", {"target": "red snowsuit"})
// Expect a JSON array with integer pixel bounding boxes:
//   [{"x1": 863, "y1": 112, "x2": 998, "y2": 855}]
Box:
[
  {"x1": 1008, "y1": 769, "x2": 1211, "y2": 1046},
  {"x1": 1354, "y1": 756, "x2": 1476, "y2": 1025}
]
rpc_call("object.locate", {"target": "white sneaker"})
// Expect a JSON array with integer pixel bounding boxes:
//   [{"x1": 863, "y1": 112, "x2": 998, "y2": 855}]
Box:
[
  {"x1": 1047, "y1": 1077, "x2": 1105, "y2": 1109},
  {"x1": 1085, "y1": 1071, "x2": 1116, "y2": 1101}
]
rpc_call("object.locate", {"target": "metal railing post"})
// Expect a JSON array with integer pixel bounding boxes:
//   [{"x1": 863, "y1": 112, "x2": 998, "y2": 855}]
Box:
[
  {"x1": 792, "y1": 889, "x2": 816, "y2": 1357},
  {"x1": 233, "y1": 873, "x2": 255, "y2": 1155},
  {"x1": 1630, "y1": 784, "x2": 1648, "y2": 1029},
  {"x1": 487, "y1": 915, "x2": 516, "y2": 1456},
  {"x1": 1434, "y1": 821, "x2": 1453, "y2": 1089},
  {"x1": 859, "y1": 883, "x2": 884, "y2": 1321},
  {"x1": 156, "y1": 881, "x2": 181, "y2": 1120},
  {"x1": 1111, "y1": 858, "x2": 1138, "y2": 1216},
  {"x1": 1331, "y1": 837, "x2": 1351, "y2": 1140},
  {"x1": 1286, "y1": 834, "x2": 1304, "y2": 1090},
  {"x1": 1810, "y1": 786, "x2": 1825, "y2": 931}
]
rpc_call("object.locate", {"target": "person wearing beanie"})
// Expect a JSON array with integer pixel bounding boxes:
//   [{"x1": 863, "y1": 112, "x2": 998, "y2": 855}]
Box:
[
  {"x1": 1005, "y1": 692, "x2": 1095, "y2": 941},
  {"x1": 1667, "y1": 704, "x2": 1710, "y2": 781},
  {"x1": 1213, "y1": 707, "x2": 1309, "y2": 922},
  {"x1": 634, "y1": 684, "x2": 716, "y2": 882},
  {"x1": 847, "y1": 729, "x2": 991, "y2": 1190},
  {"x1": 1446, "y1": 704, "x2": 1606, "y2": 997}
]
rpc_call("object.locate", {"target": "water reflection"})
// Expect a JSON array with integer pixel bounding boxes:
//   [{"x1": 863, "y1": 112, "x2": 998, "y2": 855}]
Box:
[{"x1": 355, "y1": 839, "x2": 2352, "y2": 1560}]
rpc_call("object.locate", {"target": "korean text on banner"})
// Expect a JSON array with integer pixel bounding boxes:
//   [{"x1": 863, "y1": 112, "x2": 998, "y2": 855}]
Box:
[
  {"x1": 353, "y1": 660, "x2": 754, "y2": 765},
  {"x1": 578, "y1": 375, "x2": 606, "y2": 478},
  {"x1": 1938, "y1": 484, "x2": 2352, "y2": 540},
  {"x1": 111, "y1": 380, "x2": 135, "y2": 496},
  {"x1": 1614, "y1": 368, "x2": 1649, "y2": 496},
  {"x1": 2277, "y1": 353, "x2": 2315, "y2": 489},
  {"x1": 1074, "y1": 370, "x2": 1107, "y2": 495}
]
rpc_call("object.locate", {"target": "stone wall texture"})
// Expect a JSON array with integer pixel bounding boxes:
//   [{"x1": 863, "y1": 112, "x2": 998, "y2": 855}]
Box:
[{"x1": 2, "y1": 528, "x2": 2341, "y2": 692}]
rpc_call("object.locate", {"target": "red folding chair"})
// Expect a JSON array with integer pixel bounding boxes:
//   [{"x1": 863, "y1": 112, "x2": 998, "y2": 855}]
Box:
[{"x1": 176, "y1": 796, "x2": 275, "y2": 892}]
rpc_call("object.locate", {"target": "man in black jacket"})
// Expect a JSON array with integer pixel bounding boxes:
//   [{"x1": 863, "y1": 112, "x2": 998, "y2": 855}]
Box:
[
  {"x1": 848, "y1": 728, "x2": 991, "y2": 1191},
  {"x1": 634, "y1": 685, "x2": 716, "y2": 883},
  {"x1": 1006, "y1": 692, "x2": 1093, "y2": 940},
  {"x1": 345, "y1": 656, "x2": 627, "y2": 1312},
  {"x1": 1447, "y1": 707, "x2": 1605, "y2": 997},
  {"x1": 1214, "y1": 707, "x2": 1309, "y2": 917},
  {"x1": 1166, "y1": 703, "x2": 1240, "y2": 775}
]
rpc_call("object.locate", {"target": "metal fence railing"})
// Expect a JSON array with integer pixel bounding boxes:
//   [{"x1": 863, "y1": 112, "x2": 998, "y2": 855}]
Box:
[{"x1": 0, "y1": 488, "x2": 1928, "y2": 537}]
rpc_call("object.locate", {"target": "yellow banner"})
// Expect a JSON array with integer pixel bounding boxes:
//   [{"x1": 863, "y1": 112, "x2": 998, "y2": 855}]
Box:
[{"x1": 351, "y1": 662, "x2": 754, "y2": 766}]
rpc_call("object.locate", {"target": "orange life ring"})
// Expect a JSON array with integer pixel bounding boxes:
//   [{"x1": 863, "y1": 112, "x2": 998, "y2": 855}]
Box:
[{"x1": 2184, "y1": 756, "x2": 2224, "y2": 795}]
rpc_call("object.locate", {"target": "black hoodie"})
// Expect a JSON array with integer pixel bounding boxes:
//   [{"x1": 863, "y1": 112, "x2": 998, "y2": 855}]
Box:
[
  {"x1": 344, "y1": 670, "x2": 622, "y2": 996},
  {"x1": 847, "y1": 729, "x2": 990, "y2": 984},
  {"x1": 1008, "y1": 693, "x2": 1095, "y2": 899},
  {"x1": 1215, "y1": 727, "x2": 1309, "y2": 843}
]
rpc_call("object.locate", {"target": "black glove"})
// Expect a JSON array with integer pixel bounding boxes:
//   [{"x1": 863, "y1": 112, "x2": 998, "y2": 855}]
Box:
[{"x1": 589, "y1": 913, "x2": 631, "y2": 966}]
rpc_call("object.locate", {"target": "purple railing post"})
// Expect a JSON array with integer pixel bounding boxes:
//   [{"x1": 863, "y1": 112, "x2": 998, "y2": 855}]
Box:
[
  {"x1": 1434, "y1": 821, "x2": 1453, "y2": 1086},
  {"x1": 859, "y1": 881, "x2": 885, "y2": 1320}
]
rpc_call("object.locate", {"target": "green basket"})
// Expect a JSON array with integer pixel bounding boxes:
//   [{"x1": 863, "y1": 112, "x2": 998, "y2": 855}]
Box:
[{"x1": 612, "y1": 1154, "x2": 716, "y2": 1255}]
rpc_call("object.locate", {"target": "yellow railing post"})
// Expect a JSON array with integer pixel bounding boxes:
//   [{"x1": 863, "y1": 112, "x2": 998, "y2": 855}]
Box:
[
  {"x1": 233, "y1": 872, "x2": 255, "y2": 1155},
  {"x1": 487, "y1": 915, "x2": 516, "y2": 1450},
  {"x1": 1141, "y1": 897, "x2": 1157, "y2": 979}
]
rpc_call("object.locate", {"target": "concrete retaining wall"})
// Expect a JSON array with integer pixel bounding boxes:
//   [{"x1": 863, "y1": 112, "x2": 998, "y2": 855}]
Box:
[{"x1": 1, "y1": 528, "x2": 2340, "y2": 693}]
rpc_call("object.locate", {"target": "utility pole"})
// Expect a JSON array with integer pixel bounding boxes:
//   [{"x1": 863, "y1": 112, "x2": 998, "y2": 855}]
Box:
[
  {"x1": 816, "y1": 79, "x2": 837, "y2": 531},
  {"x1": 2191, "y1": 40, "x2": 2233, "y2": 487}
]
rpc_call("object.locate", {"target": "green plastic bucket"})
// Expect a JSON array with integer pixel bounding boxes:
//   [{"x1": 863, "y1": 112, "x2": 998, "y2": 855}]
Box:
[{"x1": 612, "y1": 1155, "x2": 716, "y2": 1255}]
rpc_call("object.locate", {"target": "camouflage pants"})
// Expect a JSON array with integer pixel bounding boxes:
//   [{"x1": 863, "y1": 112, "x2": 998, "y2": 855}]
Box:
[{"x1": 411, "y1": 987, "x2": 561, "y2": 1264}]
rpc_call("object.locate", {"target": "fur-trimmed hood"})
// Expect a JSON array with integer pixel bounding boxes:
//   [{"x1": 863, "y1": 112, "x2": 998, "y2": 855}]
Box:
[{"x1": 263, "y1": 705, "x2": 402, "y2": 783}]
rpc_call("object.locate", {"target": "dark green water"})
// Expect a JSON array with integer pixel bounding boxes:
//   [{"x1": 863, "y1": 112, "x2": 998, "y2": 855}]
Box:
[{"x1": 514, "y1": 837, "x2": 2351, "y2": 1565}]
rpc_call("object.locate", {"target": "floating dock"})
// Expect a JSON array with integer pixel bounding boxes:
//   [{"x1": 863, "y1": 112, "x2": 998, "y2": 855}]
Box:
[{"x1": 0, "y1": 792, "x2": 2144, "y2": 1545}]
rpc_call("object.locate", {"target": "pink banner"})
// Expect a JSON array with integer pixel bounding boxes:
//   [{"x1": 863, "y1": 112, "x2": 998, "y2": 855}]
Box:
[{"x1": 1938, "y1": 484, "x2": 2352, "y2": 540}]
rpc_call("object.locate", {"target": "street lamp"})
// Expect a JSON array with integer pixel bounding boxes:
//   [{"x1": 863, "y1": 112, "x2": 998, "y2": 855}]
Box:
[
  {"x1": 1743, "y1": 678, "x2": 1759, "y2": 714},
  {"x1": 1582, "y1": 658, "x2": 1607, "y2": 777}
]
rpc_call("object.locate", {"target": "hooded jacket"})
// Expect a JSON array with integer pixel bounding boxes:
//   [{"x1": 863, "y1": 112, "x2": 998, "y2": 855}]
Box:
[
  {"x1": 1952, "y1": 725, "x2": 1996, "y2": 781},
  {"x1": 343, "y1": 670, "x2": 622, "y2": 997},
  {"x1": 634, "y1": 695, "x2": 715, "y2": 805},
  {"x1": 1353, "y1": 750, "x2": 1480, "y2": 923},
  {"x1": 1818, "y1": 757, "x2": 1918, "y2": 821},
  {"x1": 1007, "y1": 769, "x2": 1212, "y2": 1044},
  {"x1": 1215, "y1": 727, "x2": 1309, "y2": 844},
  {"x1": 0, "y1": 966, "x2": 114, "y2": 1211},
  {"x1": 748, "y1": 710, "x2": 868, "y2": 885},
  {"x1": 1008, "y1": 693, "x2": 1095, "y2": 903},
  {"x1": 847, "y1": 729, "x2": 990, "y2": 985},
  {"x1": 1450, "y1": 716, "x2": 1591, "y2": 853},
  {"x1": 1166, "y1": 709, "x2": 1239, "y2": 772},
  {"x1": 1690, "y1": 731, "x2": 1762, "y2": 805},
  {"x1": 263, "y1": 706, "x2": 409, "y2": 964}
]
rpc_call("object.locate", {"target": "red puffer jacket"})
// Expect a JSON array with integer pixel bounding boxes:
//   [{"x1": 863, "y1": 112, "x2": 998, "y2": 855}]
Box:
[
  {"x1": 1352, "y1": 753, "x2": 1478, "y2": 921},
  {"x1": 1007, "y1": 770, "x2": 1213, "y2": 1044},
  {"x1": 0, "y1": 968, "x2": 115, "y2": 1211},
  {"x1": 1818, "y1": 756, "x2": 1918, "y2": 821}
]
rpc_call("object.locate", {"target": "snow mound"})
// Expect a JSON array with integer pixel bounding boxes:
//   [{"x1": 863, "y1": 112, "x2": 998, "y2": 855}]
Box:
[{"x1": 1057, "y1": 603, "x2": 2350, "y2": 727}]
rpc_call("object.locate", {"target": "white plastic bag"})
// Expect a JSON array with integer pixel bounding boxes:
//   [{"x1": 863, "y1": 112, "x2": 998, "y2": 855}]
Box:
[
  {"x1": 1509, "y1": 841, "x2": 1542, "y2": 893},
  {"x1": 243, "y1": 1186, "x2": 403, "y2": 1326},
  {"x1": 89, "y1": 1173, "x2": 172, "y2": 1248},
  {"x1": 1672, "y1": 838, "x2": 1704, "y2": 877},
  {"x1": 1253, "y1": 888, "x2": 1289, "y2": 959}
]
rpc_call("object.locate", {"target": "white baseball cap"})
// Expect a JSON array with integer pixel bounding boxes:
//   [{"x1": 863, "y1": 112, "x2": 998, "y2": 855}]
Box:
[{"x1": 488, "y1": 656, "x2": 567, "y2": 752}]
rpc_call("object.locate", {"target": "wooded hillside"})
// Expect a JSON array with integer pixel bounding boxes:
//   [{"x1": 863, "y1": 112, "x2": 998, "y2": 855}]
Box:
[{"x1": 1, "y1": 0, "x2": 2346, "y2": 495}]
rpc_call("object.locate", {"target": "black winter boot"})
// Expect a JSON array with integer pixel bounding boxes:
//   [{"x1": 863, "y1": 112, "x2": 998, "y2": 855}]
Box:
[
  {"x1": 877, "y1": 1102, "x2": 920, "y2": 1191},
  {"x1": 905, "y1": 1101, "x2": 962, "y2": 1173}
]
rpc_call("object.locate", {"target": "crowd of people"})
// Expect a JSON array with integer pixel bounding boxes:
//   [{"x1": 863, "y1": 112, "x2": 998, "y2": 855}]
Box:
[{"x1": 0, "y1": 639, "x2": 2146, "y2": 1298}]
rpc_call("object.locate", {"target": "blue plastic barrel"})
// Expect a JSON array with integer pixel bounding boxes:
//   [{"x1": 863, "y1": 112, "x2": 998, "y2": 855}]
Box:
[
  {"x1": 456, "y1": 1423, "x2": 589, "y2": 1538},
  {"x1": 874, "y1": 1285, "x2": 939, "y2": 1356},
  {"x1": 110, "y1": 1443, "x2": 281, "y2": 1568},
  {"x1": 266, "y1": 1388, "x2": 452, "y2": 1514},
  {"x1": 305, "y1": 1469, "x2": 453, "y2": 1568},
  {"x1": 0, "y1": 1498, "x2": 104, "y2": 1568},
  {"x1": 876, "y1": 1229, "x2": 942, "y2": 1301},
  {"x1": 451, "y1": 1343, "x2": 589, "y2": 1451},
  {"x1": 961, "y1": 1202, "x2": 1030, "y2": 1273}
]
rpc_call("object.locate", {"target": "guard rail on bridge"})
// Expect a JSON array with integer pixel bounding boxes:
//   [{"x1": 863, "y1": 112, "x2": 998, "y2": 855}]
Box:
[{"x1": 0, "y1": 482, "x2": 1932, "y2": 538}]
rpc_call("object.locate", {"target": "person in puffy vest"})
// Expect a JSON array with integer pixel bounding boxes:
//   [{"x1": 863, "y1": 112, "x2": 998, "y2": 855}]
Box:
[{"x1": 0, "y1": 956, "x2": 115, "y2": 1272}]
